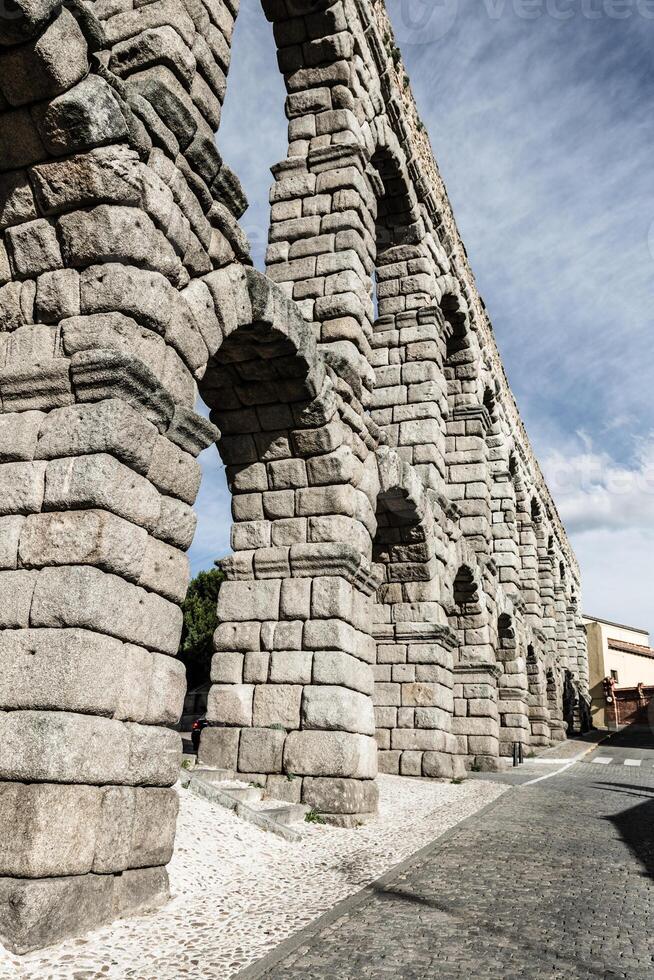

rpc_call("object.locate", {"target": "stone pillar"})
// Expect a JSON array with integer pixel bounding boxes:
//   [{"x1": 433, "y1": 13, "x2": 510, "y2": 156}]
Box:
[
  {"x1": 515, "y1": 481, "x2": 541, "y2": 626},
  {"x1": 0, "y1": 0, "x2": 244, "y2": 951},
  {"x1": 373, "y1": 624, "x2": 462, "y2": 779},
  {"x1": 538, "y1": 553, "x2": 557, "y2": 652},
  {"x1": 371, "y1": 307, "x2": 448, "y2": 495},
  {"x1": 204, "y1": 544, "x2": 381, "y2": 825},
  {"x1": 547, "y1": 667, "x2": 567, "y2": 742},
  {"x1": 448, "y1": 565, "x2": 501, "y2": 769},
  {"x1": 446, "y1": 405, "x2": 492, "y2": 559},
  {"x1": 556, "y1": 585, "x2": 572, "y2": 674},
  {"x1": 496, "y1": 616, "x2": 530, "y2": 757},
  {"x1": 490, "y1": 468, "x2": 521, "y2": 596},
  {"x1": 574, "y1": 608, "x2": 590, "y2": 696},
  {"x1": 452, "y1": 664, "x2": 501, "y2": 770},
  {"x1": 526, "y1": 647, "x2": 552, "y2": 746}
]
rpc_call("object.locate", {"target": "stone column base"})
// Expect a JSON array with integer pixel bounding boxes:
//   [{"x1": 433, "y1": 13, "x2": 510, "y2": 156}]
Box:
[{"x1": 0, "y1": 867, "x2": 168, "y2": 956}]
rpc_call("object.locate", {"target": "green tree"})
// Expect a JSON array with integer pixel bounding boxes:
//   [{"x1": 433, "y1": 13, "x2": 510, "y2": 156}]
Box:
[{"x1": 178, "y1": 567, "x2": 225, "y2": 689}]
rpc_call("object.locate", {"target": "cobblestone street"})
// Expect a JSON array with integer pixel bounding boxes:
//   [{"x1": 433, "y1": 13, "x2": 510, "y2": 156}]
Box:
[{"x1": 242, "y1": 734, "x2": 654, "y2": 979}]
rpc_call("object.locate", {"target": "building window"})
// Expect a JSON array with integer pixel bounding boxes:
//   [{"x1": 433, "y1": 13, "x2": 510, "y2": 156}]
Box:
[{"x1": 610, "y1": 669, "x2": 619, "y2": 682}]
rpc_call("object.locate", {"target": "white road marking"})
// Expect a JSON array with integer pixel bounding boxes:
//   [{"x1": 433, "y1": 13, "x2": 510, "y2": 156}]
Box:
[
  {"x1": 521, "y1": 762, "x2": 575, "y2": 786},
  {"x1": 624, "y1": 759, "x2": 642, "y2": 767},
  {"x1": 591, "y1": 757, "x2": 612, "y2": 765}
]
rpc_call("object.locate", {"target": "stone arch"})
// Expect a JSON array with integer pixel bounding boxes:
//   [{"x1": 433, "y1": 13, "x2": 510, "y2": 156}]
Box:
[
  {"x1": 442, "y1": 299, "x2": 490, "y2": 557},
  {"x1": 192, "y1": 265, "x2": 386, "y2": 825},
  {"x1": 448, "y1": 561, "x2": 501, "y2": 769},
  {"x1": 526, "y1": 643, "x2": 551, "y2": 746},
  {"x1": 371, "y1": 448, "x2": 459, "y2": 779},
  {"x1": 546, "y1": 661, "x2": 567, "y2": 743},
  {"x1": 368, "y1": 137, "x2": 449, "y2": 494},
  {"x1": 495, "y1": 610, "x2": 530, "y2": 756}
]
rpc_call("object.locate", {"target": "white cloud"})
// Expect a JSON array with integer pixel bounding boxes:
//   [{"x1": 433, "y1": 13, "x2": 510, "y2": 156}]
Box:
[
  {"x1": 543, "y1": 436, "x2": 654, "y2": 533},
  {"x1": 542, "y1": 435, "x2": 654, "y2": 634}
]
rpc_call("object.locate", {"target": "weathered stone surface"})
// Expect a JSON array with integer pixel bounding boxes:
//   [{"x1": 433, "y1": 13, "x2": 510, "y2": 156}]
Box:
[
  {"x1": 0, "y1": 460, "x2": 46, "y2": 514},
  {"x1": 0, "y1": 9, "x2": 88, "y2": 107},
  {"x1": 18, "y1": 509, "x2": 148, "y2": 580},
  {"x1": 34, "y1": 268, "x2": 80, "y2": 322},
  {"x1": 35, "y1": 75, "x2": 129, "y2": 155},
  {"x1": 302, "y1": 776, "x2": 379, "y2": 816},
  {"x1": 302, "y1": 685, "x2": 376, "y2": 736},
  {"x1": 140, "y1": 535, "x2": 189, "y2": 603},
  {"x1": 30, "y1": 565, "x2": 183, "y2": 656},
  {"x1": 312, "y1": 650, "x2": 374, "y2": 695},
  {"x1": 0, "y1": 781, "x2": 177, "y2": 880},
  {"x1": 284, "y1": 730, "x2": 377, "y2": 778},
  {"x1": 0, "y1": 170, "x2": 37, "y2": 229},
  {"x1": 206, "y1": 684, "x2": 254, "y2": 726},
  {"x1": 0, "y1": 628, "x2": 185, "y2": 724},
  {"x1": 0, "y1": 866, "x2": 168, "y2": 955},
  {"x1": 217, "y1": 580, "x2": 281, "y2": 622},
  {"x1": 0, "y1": 569, "x2": 38, "y2": 628},
  {"x1": 269, "y1": 650, "x2": 313, "y2": 684},
  {"x1": 0, "y1": 782, "x2": 101, "y2": 878},
  {"x1": 238, "y1": 727, "x2": 285, "y2": 773},
  {"x1": 58, "y1": 205, "x2": 182, "y2": 285},
  {"x1": 35, "y1": 399, "x2": 159, "y2": 476},
  {"x1": 0, "y1": 411, "x2": 44, "y2": 462},
  {"x1": 146, "y1": 435, "x2": 202, "y2": 504},
  {"x1": 43, "y1": 453, "x2": 162, "y2": 532},
  {"x1": 0, "y1": 873, "x2": 113, "y2": 956},
  {"x1": 60, "y1": 313, "x2": 167, "y2": 378},
  {"x1": 0, "y1": 711, "x2": 181, "y2": 785},
  {"x1": 198, "y1": 727, "x2": 240, "y2": 769},
  {"x1": 155, "y1": 494, "x2": 197, "y2": 549},
  {"x1": 0, "y1": 515, "x2": 23, "y2": 569},
  {"x1": 252, "y1": 684, "x2": 302, "y2": 730}
]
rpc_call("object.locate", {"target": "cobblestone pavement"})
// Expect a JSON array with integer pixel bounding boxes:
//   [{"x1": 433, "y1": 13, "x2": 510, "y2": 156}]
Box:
[{"x1": 242, "y1": 733, "x2": 654, "y2": 979}]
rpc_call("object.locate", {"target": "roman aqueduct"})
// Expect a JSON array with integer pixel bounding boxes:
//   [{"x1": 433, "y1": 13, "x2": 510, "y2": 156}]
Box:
[{"x1": 0, "y1": 0, "x2": 590, "y2": 953}]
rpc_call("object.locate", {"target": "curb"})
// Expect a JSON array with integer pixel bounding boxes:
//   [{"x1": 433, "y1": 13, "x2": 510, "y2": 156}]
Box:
[{"x1": 235, "y1": 789, "x2": 510, "y2": 980}]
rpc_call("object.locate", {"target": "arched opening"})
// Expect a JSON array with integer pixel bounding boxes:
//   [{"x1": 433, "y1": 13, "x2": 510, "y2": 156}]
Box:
[
  {"x1": 369, "y1": 145, "x2": 421, "y2": 324},
  {"x1": 453, "y1": 565, "x2": 478, "y2": 613},
  {"x1": 496, "y1": 613, "x2": 530, "y2": 756},
  {"x1": 371, "y1": 450, "x2": 458, "y2": 780},
  {"x1": 546, "y1": 665, "x2": 566, "y2": 742},
  {"x1": 449, "y1": 565, "x2": 500, "y2": 769},
  {"x1": 531, "y1": 497, "x2": 542, "y2": 524},
  {"x1": 526, "y1": 644, "x2": 551, "y2": 746},
  {"x1": 483, "y1": 385, "x2": 496, "y2": 419},
  {"x1": 195, "y1": 269, "x2": 381, "y2": 822}
]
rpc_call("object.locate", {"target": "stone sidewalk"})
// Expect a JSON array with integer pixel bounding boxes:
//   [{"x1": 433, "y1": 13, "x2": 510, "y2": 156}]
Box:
[{"x1": 240, "y1": 740, "x2": 654, "y2": 979}]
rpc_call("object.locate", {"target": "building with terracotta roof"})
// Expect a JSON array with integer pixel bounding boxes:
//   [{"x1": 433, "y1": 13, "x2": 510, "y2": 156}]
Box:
[{"x1": 584, "y1": 615, "x2": 654, "y2": 730}]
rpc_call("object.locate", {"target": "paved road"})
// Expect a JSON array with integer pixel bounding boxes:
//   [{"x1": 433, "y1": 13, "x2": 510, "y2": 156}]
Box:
[{"x1": 242, "y1": 731, "x2": 654, "y2": 979}]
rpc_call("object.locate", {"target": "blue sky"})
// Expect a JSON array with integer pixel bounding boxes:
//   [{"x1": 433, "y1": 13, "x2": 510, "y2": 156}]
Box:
[{"x1": 192, "y1": 0, "x2": 654, "y2": 635}]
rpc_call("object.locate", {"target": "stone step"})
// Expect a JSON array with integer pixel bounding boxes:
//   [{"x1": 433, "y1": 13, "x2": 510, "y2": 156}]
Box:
[
  {"x1": 220, "y1": 785, "x2": 264, "y2": 804},
  {"x1": 260, "y1": 803, "x2": 309, "y2": 827},
  {"x1": 179, "y1": 767, "x2": 306, "y2": 842}
]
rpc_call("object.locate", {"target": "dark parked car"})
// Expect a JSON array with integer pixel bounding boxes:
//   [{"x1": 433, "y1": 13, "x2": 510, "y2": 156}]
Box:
[{"x1": 191, "y1": 714, "x2": 208, "y2": 753}]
